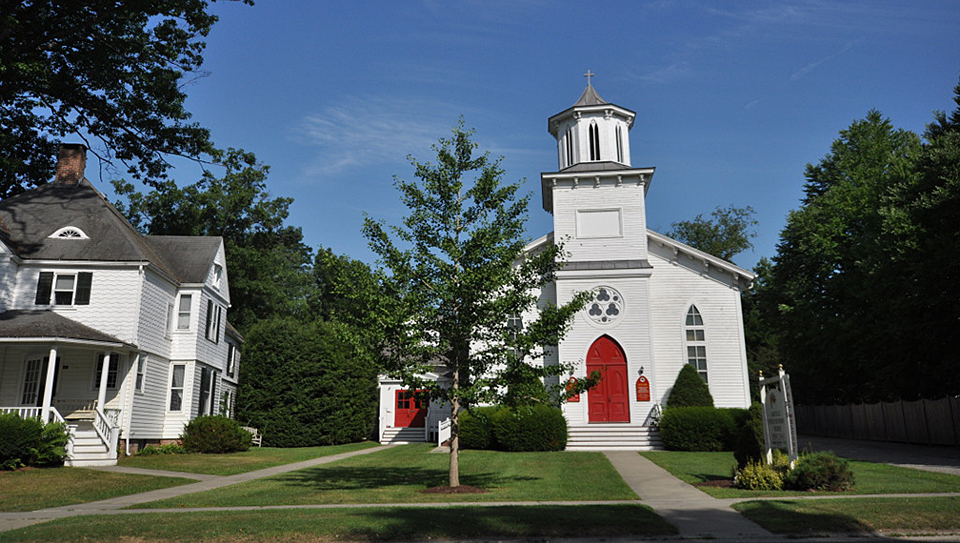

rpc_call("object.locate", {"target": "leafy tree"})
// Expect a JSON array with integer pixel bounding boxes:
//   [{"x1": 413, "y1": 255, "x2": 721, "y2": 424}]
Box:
[
  {"x1": 0, "y1": 0, "x2": 251, "y2": 198},
  {"x1": 667, "y1": 205, "x2": 758, "y2": 261},
  {"x1": 363, "y1": 122, "x2": 588, "y2": 487},
  {"x1": 237, "y1": 317, "x2": 378, "y2": 447},
  {"x1": 772, "y1": 111, "x2": 921, "y2": 403},
  {"x1": 113, "y1": 148, "x2": 314, "y2": 330},
  {"x1": 667, "y1": 364, "x2": 714, "y2": 408},
  {"x1": 740, "y1": 257, "x2": 781, "y2": 400}
]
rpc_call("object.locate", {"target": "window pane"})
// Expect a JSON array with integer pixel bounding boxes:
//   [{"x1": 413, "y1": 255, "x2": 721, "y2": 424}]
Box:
[
  {"x1": 179, "y1": 294, "x2": 192, "y2": 312},
  {"x1": 172, "y1": 366, "x2": 184, "y2": 388},
  {"x1": 170, "y1": 390, "x2": 182, "y2": 411},
  {"x1": 54, "y1": 291, "x2": 73, "y2": 305},
  {"x1": 55, "y1": 275, "x2": 74, "y2": 291}
]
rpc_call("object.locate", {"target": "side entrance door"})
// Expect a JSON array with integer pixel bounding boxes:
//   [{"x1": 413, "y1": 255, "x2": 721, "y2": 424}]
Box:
[
  {"x1": 587, "y1": 336, "x2": 630, "y2": 423},
  {"x1": 394, "y1": 389, "x2": 428, "y2": 427}
]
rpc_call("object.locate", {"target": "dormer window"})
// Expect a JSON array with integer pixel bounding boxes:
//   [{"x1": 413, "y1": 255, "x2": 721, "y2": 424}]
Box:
[
  {"x1": 214, "y1": 263, "x2": 223, "y2": 289},
  {"x1": 49, "y1": 227, "x2": 89, "y2": 239}
]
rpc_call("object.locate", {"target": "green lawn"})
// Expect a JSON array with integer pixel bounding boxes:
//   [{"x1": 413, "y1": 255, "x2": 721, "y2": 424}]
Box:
[
  {"x1": 0, "y1": 468, "x2": 193, "y2": 512},
  {"x1": 0, "y1": 504, "x2": 675, "y2": 543},
  {"x1": 132, "y1": 444, "x2": 638, "y2": 508},
  {"x1": 734, "y1": 497, "x2": 960, "y2": 534},
  {"x1": 640, "y1": 451, "x2": 960, "y2": 498},
  {"x1": 118, "y1": 442, "x2": 378, "y2": 475}
]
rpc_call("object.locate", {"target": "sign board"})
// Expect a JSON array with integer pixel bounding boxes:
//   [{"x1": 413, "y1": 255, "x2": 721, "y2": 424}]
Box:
[
  {"x1": 635, "y1": 376, "x2": 650, "y2": 401},
  {"x1": 760, "y1": 366, "x2": 798, "y2": 465},
  {"x1": 566, "y1": 377, "x2": 580, "y2": 403}
]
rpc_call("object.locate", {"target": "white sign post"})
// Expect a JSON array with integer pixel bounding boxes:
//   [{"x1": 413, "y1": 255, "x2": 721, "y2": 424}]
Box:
[{"x1": 760, "y1": 365, "x2": 798, "y2": 466}]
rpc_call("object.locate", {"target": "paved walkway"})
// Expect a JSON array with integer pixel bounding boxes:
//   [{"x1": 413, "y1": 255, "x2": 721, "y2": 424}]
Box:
[
  {"x1": 2, "y1": 437, "x2": 960, "y2": 540},
  {"x1": 798, "y1": 434, "x2": 960, "y2": 476}
]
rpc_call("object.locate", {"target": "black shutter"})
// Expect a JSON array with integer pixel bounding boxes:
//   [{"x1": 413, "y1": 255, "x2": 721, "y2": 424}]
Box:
[
  {"x1": 75, "y1": 272, "x2": 93, "y2": 305},
  {"x1": 35, "y1": 272, "x2": 53, "y2": 304}
]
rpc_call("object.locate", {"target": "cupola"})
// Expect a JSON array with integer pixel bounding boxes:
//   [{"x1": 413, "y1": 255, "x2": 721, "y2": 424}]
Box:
[{"x1": 547, "y1": 73, "x2": 636, "y2": 170}]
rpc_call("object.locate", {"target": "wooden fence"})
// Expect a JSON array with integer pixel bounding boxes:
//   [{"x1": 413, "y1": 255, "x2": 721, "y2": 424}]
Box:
[{"x1": 795, "y1": 397, "x2": 960, "y2": 446}]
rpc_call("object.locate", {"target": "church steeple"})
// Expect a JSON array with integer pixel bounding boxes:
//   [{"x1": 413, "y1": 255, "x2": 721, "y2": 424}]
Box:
[{"x1": 548, "y1": 74, "x2": 636, "y2": 170}]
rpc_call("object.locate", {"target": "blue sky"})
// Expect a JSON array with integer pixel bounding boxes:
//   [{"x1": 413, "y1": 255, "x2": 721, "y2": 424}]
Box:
[{"x1": 101, "y1": 0, "x2": 960, "y2": 270}]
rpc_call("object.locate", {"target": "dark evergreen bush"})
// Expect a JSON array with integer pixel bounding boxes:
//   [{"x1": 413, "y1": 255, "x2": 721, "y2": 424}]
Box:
[
  {"x1": 180, "y1": 415, "x2": 252, "y2": 453},
  {"x1": 659, "y1": 407, "x2": 745, "y2": 451},
  {"x1": 502, "y1": 364, "x2": 551, "y2": 408},
  {"x1": 237, "y1": 318, "x2": 378, "y2": 447},
  {"x1": 0, "y1": 414, "x2": 69, "y2": 469},
  {"x1": 491, "y1": 404, "x2": 567, "y2": 452},
  {"x1": 785, "y1": 451, "x2": 854, "y2": 491},
  {"x1": 458, "y1": 406, "x2": 500, "y2": 450},
  {"x1": 734, "y1": 402, "x2": 765, "y2": 468},
  {"x1": 136, "y1": 443, "x2": 186, "y2": 456},
  {"x1": 667, "y1": 364, "x2": 714, "y2": 407}
]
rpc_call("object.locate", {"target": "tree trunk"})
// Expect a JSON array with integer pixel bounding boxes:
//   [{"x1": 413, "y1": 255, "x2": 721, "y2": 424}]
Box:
[{"x1": 449, "y1": 396, "x2": 460, "y2": 487}]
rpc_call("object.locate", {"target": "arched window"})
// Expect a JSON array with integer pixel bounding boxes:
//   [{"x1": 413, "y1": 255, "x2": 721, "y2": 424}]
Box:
[
  {"x1": 685, "y1": 305, "x2": 707, "y2": 382},
  {"x1": 565, "y1": 127, "x2": 574, "y2": 166},
  {"x1": 49, "y1": 226, "x2": 88, "y2": 239},
  {"x1": 589, "y1": 121, "x2": 600, "y2": 161}
]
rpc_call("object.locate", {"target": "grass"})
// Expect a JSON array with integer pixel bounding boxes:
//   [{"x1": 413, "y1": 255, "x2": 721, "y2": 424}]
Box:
[
  {"x1": 118, "y1": 442, "x2": 378, "y2": 475},
  {"x1": 0, "y1": 468, "x2": 193, "y2": 512},
  {"x1": 734, "y1": 496, "x2": 960, "y2": 534},
  {"x1": 640, "y1": 451, "x2": 960, "y2": 498},
  {"x1": 132, "y1": 444, "x2": 638, "y2": 508},
  {"x1": 0, "y1": 504, "x2": 676, "y2": 542}
]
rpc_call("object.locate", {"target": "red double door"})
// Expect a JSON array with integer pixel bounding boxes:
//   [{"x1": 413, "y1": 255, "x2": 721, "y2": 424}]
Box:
[
  {"x1": 394, "y1": 390, "x2": 428, "y2": 427},
  {"x1": 587, "y1": 336, "x2": 630, "y2": 423}
]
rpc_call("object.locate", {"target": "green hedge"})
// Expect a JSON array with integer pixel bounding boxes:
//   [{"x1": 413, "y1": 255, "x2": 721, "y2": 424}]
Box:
[
  {"x1": 734, "y1": 402, "x2": 765, "y2": 467},
  {"x1": 458, "y1": 404, "x2": 567, "y2": 452},
  {"x1": 0, "y1": 414, "x2": 70, "y2": 470},
  {"x1": 458, "y1": 406, "x2": 500, "y2": 450},
  {"x1": 659, "y1": 407, "x2": 748, "y2": 451},
  {"x1": 180, "y1": 415, "x2": 252, "y2": 453}
]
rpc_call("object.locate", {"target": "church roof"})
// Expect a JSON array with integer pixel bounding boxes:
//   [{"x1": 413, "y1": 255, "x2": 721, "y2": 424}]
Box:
[{"x1": 573, "y1": 84, "x2": 608, "y2": 107}]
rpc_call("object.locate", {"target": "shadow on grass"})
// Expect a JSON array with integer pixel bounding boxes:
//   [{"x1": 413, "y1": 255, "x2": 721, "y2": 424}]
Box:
[
  {"x1": 351, "y1": 504, "x2": 677, "y2": 539},
  {"x1": 271, "y1": 465, "x2": 538, "y2": 492},
  {"x1": 736, "y1": 500, "x2": 873, "y2": 534}
]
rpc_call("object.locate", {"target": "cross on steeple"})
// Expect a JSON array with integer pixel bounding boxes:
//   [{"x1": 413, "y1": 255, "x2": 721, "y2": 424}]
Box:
[{"x1": 583, "y1": 70, "x2": 595, "y2": 86}]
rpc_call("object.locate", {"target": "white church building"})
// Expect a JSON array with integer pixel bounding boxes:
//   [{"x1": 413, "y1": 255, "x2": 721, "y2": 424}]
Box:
[{"x1": 378, "y1": 83, "x2": 754, "y2": 450}]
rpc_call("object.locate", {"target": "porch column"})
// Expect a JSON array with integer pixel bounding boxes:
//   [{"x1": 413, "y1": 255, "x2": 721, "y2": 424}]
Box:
[
  {"x1": 40, "y1": 346, "x2": 58, "y2": 423},
  {"x1": 97, "y1": 352, "x2": 111, "y2": 409}
]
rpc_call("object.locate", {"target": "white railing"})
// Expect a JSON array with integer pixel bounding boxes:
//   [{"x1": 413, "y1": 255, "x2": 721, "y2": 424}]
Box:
[
  {"x1": 438, "y1": 417, "x2": 452, "y2": 446},
  {"x1": 92, "y1": 405, "x2": 120, "y2": 458},
  {"x1": 3, "y1": 407, "x2": 74, "y2": 458},
  {"x1": 1, "y1": 406, "x2": 42, "y2": 419}
]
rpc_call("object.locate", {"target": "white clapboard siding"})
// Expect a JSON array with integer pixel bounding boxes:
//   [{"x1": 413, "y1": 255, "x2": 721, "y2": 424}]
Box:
[
  {"x1": 129, "y1": 355, "x2": 169, "y2": 438},
  {"x1": 551, "y1": 182, "x2": 647, "y2": 263},
  {"x1": 136, "y1": 269, "x2": 177, "y2": 358}
]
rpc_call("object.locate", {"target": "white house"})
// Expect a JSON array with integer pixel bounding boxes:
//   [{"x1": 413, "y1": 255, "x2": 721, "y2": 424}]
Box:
[
  {"x1": 0, "y1": 144, "x2": 240, "y2": 466},
  {"x1": 378, "y1": 83, "x2": 754, "y2": 449}
]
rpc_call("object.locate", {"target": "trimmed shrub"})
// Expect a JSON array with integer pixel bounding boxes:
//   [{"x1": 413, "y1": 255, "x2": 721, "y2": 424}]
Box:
[
  {"x1": 734, "y1": 402, "x2": 765, "y2": 468},
  {"x1": 0, "y1": 414, "x2": 69, "y2": 470},
  {"x1": 180, "y1": 416, "x2": 252, "y2": 453},
  {"x1": 491, "y1": 404, "x2": 568, "y2": 452},
  {"x1": 785, "y1": 451, "x2": 854, "y2": 491},
  {"x1": 659, "y1": 407, "x2": 745, "y2": 451},
  {"x1": 735, "y1": 459, "x2": 784, "y2": 490},
  {"x1": 667, "y1": 364, "x2": 714, "y2": 408},
  {"x1": 237, "y1": 318, "x2": 378, "y2": 447},
  {"x1": 136, "y1": 443, "x2": 186, "y2": 456},
  {"x1": 458, "y1": 406, "x2": 500, "y2": 450}
]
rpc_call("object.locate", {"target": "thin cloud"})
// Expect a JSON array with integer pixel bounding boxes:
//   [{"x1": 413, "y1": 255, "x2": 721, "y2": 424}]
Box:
[
  {"x1": 293, "y1": 97, "x2": 460, "y2": 178},
  {"x1": 629, "y1": 62, "x2": 693, "y2": 85},
  {"x1": 790, "y1": 41, "x2": 856, "y2": 81}
]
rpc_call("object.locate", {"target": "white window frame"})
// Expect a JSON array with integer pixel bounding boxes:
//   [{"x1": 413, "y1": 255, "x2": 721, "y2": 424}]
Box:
[
  {"x1": 169, "y1": 364, "x2": 185, "y2": 411},
  {"x1": 135, "y1": 355, "x2": 146, "y2": 393},
  {"x1": 684, "y1": 305, "x2": 708, "y2": 383},
  {"x1": 176, "y1": 294, "x2": 192, "y2": 330},
  {"x1": 94, "y1": 353, "x2": 119, "y2": 390}
]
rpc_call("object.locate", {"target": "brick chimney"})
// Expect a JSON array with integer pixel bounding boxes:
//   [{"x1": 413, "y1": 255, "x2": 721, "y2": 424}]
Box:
[{"x1": 54, "y1": 143, "x2": 87, "y2": 185}]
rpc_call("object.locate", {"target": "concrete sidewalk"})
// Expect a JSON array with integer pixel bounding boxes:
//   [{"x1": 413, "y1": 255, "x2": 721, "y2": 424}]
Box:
[{"x1": 604, "y1": 451, "x2": 772, "y2": 540}]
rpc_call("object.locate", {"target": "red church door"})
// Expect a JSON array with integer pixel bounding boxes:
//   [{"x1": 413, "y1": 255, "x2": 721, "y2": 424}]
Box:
[
  {"x1": 394, "y1": 390, "x2": 428, "y2": 427},
  {"x1": 587, "y1": 336, "x2": 630, "y2": 423}
]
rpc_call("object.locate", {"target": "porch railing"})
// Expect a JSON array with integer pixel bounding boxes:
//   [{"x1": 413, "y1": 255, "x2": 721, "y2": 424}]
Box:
[
  {"x1": 438, "y1": 417, "x2": 452, "y2": 446},
  {"x1": 1, "y1": 406, "x2": 66, "y2": 424},
  {"x1": 92, "y1": 405, "x2": 120, "y2": 458}
]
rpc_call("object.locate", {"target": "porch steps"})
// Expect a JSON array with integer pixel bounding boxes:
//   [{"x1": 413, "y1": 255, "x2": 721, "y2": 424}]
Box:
[
  {"x1": 381, "y1": 426, "x2": 426, "y2": 444},
  {"x1": 566, "y1": 425, "x2": 662, "y2": 451},
  {"x1": 65, "y1": 422, "x2": 116, "y2": 467}
]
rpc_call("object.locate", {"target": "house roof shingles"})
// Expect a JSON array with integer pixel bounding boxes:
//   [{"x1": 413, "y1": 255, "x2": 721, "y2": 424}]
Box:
[
  {"x1": 0, "y1": 310, "x2": 126, "y2": 344},
  {"x1": 0, "y1": 178, "x2": 221, "y2": 283}
]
